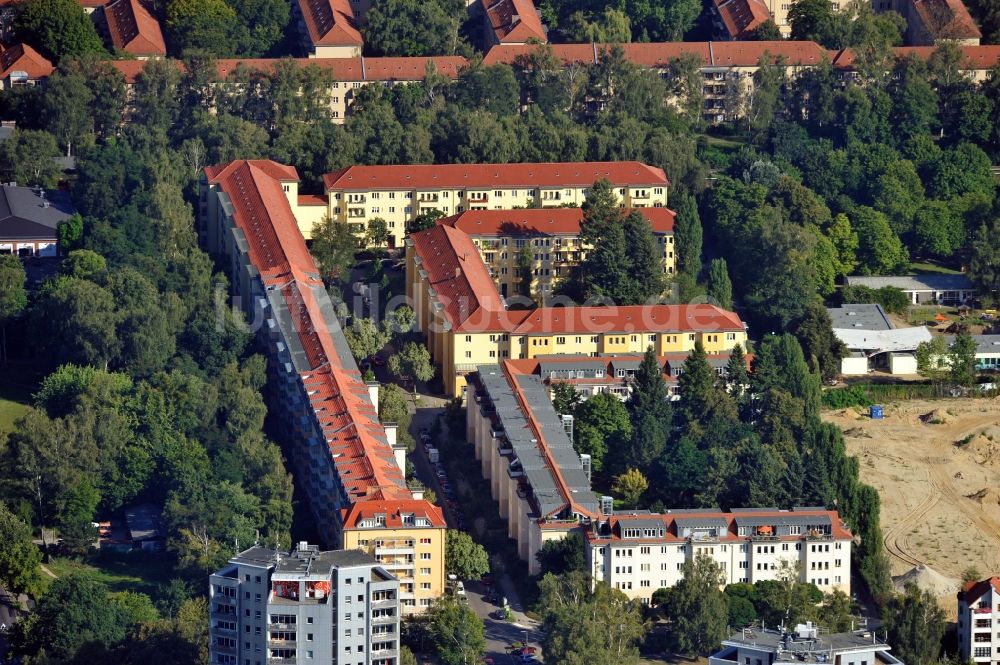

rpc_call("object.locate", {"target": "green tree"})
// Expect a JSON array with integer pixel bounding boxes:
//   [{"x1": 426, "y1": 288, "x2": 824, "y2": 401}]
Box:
[
  {"x1": 9, "y1": 574, "x2": 128, "y2": 661},
  {"x1": 752, "y1": 19, "x2": 783, "y2": 39},
  {"x1": 0, "y1": 501, "x2": 44, "y2": 597},
  {"x1": 366, "y1": 217, "x2": 390, "y2": 248},
  {"x1": 789, "y1": 0, "x2": 834, "y2": 40},
  {"x1": 344, "y1": 318, "x2": 390, "y2": 362},
  {"x1": 60, "y1": 249, "x2": 107, "y2": 281},
  {"x1": 535, "y1": 533, "x2": 586, "y2": 577},
  {"x1": 538, "y1": 570, "x2": 647, "y2": 665},
  {"x1": 30, "y1": 277, "x2": 121, "y2": 370},
  {"x1": 882, "y1": 583, "x2": 946, "y2": 665},
  {"x1": 850, "y1": 206, "x2": 909, "y2": 275},
  {"x1": 445, "y1": 530, "x2": 489, "y2": 580},
  {"x1": 364, "y1": 0, "x2": 463, "y2": 57},
  {"x1": 57, "y1": 213, "x2": 85, "y2": 252},
  {"x1": 666, "y1": 555, "x2": 729, "y2": 655},
  {"x1": 310, "y1": 216, "x2": 357, "y2": 285},
  {"x1": 913, "y1": 200, "x2": 964, "y2": 258},
  {"x1": 625, "y1": 347, "x2": 672, "y2": 470},
  {"x1": 613, "y1": 468, "x2": 649, "y2": 508},
  {"x1": 573, "y1": 391, "x2": 631, "y2": 473},
  {"x1": 165, "y1": 0, "x2": 240, "y2": 57},
  {"x1": 794, "y1": 303, "x2": 846, "y2": 382},
  {"x1": 0, "y1": 129, "x2": 63, "y2": 188},
  {"x1": 948, "y1": 330, "x2": 978, "y2": 388},
  {"x1": 228, "y1": 0, "x2": 290, "y2": 57},
  {"x1": 725, "y1": 587, "x2": 758, "y2": 628},
  {"x1": 109, "y1": 590, "x2": 159, "y2": 628},
  {"x1": 915, "y1": 336, "x2": 950, "y2": 388},
  {"x1": 968, "y1": 219, "x2": 1000, "y2": 299},
  {"x1": 550, "y1": 382, "x2": 581, "y2": 415},
  {"x1": 517, "y1": 245, "x2": 534, "y2": 298},
  {"x1": 677, "y1": 341, "x2": 735, "y2": 430},
  {"x1": 388, "y1": 341, "x2": 435, "y2": 390},
  {"x1": 706, "y1": 258, "x2": 733, "y2": 310},
  {"x1": 826, "y1": 213, "x2": 859, "y2": 276},
  {"x1": 59, "y1": 478, "x2": 100, "y2": 555},
  {"x1": 819, "y1": 590, "x2": 856, "y2": 633},
  {"x1": 14, "y1": 0, "x2": 106, "y2": 62},
  {"x1": 0, "y1": 254, "x2": 27, "y2": 367},
  {"x1": 428, "y1": 598, "x2": 486, "y2": 665},
  {"x1": 42, "y1": 68, "x2": 94, "y2": 156}
]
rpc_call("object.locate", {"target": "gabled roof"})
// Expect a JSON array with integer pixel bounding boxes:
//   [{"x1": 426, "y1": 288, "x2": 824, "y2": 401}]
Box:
[
  {"x1": 481, "y1": 0, "x2": 547, "y2": 44},
  {"x1": 0, "y1": 186, "x2": 74, "y2": 240},
  {"x1": 104, "y1": 0, "x2": 166, "y2": 57},
  {"x1": 440, "y1": 207, "x2": 675, "y2": 236},
  {"x1": 961, "y1": 577, "x2": 1000, "y2": 602},
  {"x1": 712, "y1": 0, "x2": 771, "y2": 39},
  {"x1": 297, "y1": 0, "x2": 362, "y2": 47},
  {"x1": 324, "y1": 161, "x2": 669, "y2": 191},
  {"x1": 0, "y1": 43, "x2": 55, "y2": 80},
  {"x1": 710, "y1": 40, "x2": 828, "y2": 66},
  {"x1": 341, "y1": 500, "x2": 447, "y2": 529},
  {"x1": 830, "y1": 44, "x2": 1000, "y2": 71},
  {"x1": 911, "y1": 0, "x2": 981, "y2": 41}
]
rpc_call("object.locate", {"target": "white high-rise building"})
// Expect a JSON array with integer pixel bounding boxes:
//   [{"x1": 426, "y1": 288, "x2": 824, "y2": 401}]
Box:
[
  {"x1": 958, "y1": 577, "x2": 1000, "y2": 665},
  {"x1": 209, "y1": 543, "x2": 400, "y2": 665}
]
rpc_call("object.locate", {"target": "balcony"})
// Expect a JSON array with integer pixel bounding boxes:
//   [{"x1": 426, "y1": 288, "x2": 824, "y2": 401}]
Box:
[
  {"x1": 212, "y1": 643, "x2": 237, "y2": 656},
  {"x1": 372, "y1": 612, "x2": 398, "y2": 624},
  {"x1": 417, "y1": 194, "x2": 439, "y2": 203},
  {"x1": 346, "y1": 195, "x2": 367, "y2": 203},
  {"x1": 468, "y1": 194, "x2": 488, "y2": 203},
  {"x1": 268, "y1": 622, "x2": 297, "y2": 630},
  {"x1": 348, "y1": 208, "x2": 366, "y2": 218}
]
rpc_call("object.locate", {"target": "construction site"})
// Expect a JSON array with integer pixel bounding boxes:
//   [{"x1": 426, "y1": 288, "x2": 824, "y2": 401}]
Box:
[{"x1": 823, "y1": 397, "x2": 1000, "y2": 614}]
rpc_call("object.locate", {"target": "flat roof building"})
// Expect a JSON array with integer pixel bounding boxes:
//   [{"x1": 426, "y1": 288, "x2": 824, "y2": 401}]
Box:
[
  {"x1": 710, "y1": 626, "x2": 905, "y2": 665},
  {"x1": 210, "y1": 542, "x2": 400, "y2": 665},
  {"x1": 845, "y1": 274, "x2": 976, "y2": 305}
]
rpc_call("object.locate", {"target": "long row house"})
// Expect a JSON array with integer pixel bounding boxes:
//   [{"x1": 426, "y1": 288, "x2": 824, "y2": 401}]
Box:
[{"x1": 200, "y1": 160, "x2": 447, "y2": 619}]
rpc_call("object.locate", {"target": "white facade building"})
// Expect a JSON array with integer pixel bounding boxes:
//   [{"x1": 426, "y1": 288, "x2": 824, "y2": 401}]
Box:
[
  {"x1": 958, "y1": 577, "x2": 1000, "y2": 665},
  {"x1": 586, "y1": 508, "x2": 853, "y2": 605},
  {"x1": 209, "y1": 543, "x2": 401, "y2": 665},
  {"x1": 710, "y1": 625, "x2": 905, "y2": 665}
]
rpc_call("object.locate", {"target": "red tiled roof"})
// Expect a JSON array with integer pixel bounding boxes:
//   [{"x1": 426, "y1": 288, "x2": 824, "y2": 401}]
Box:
[
  {"x1": 712, "y1": 0, "x2": 771, "y2": 39},
  {"x1": 587, "y1": 508, "x2": 853, "y2": 545},
  {"x1": 297, "y1": 0, "x2": 362, "y2": 47},
  {"x1": 341, "y1": 500, "x2": 447, "y2": 529},
  {"x1": 911, "y1": 0, "x2": 981, "y2": 40},
  {"x1": 324, "y1": 161, "x2": 669, "y2": 191},
  {"x1": 0, "y1": 43, "x2": 54, "y2": 80},
  {"x1": 960, "y1": 577, "x2": 1000, "y2": 602},
  {"x1": 206, "y1": 160, "x2": 434, "y2": 512},
  {"x1": 481, "y1": 0, "x2": 547, "y2": 44},
  {"x1": 104, "y1": 0, "x2": 166, "y2": 57},
  {"x1": 204, "y1": 160, "x2": 310, "y2": 286},
  {"x1": 299, "y1": 194, "x2": 327, "y2": 206},
  {"x1": 109, "y1": 56, "x2": 467, "y2": 85},
  {"x1": 440, "y1": 207, "x2": 675, "y2": 236},
  {"x1": 831, "y1": 44, "x2": 1000, "y2": 70},
  {"x1": 483, "y1": 43, "x2": 599, "y2": 66},
  {"x1": 710, "y1": 40, "x2": 828, "y2": 66},
  {"x1": 410, "y1": 224, "x2": 507, "y2": 331}
]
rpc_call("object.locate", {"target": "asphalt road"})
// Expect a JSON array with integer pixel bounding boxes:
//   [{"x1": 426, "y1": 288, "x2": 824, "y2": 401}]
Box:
[{"x1": 464, "y1": 580, "x2": 543, "y2": 664}]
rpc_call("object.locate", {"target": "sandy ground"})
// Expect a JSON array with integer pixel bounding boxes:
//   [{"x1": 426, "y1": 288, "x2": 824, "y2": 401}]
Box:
[{"x1": 823, "y1": 398, "x2": 1000, "y2": 609}]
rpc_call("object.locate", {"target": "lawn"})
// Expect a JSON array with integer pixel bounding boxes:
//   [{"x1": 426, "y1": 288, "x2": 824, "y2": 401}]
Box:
[
  {"x1": 908, "y1": 261, "x2": 961, "y2": 275},
  {"x1": 0, "y1": 396, "x2": 30, "y2": 433},
  {"x1": 0, "y1": 359, "x2": 42, "y2": 432},
  {"x1": 45, "y1": 551, "x2": 176, "y2": 598}
]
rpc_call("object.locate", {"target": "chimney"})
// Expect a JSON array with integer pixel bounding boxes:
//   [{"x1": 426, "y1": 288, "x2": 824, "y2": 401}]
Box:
[
  {"x1": 366, "y1": 380, "x2": 379, "y2": 408},
  {"x1": 411, "y1": 488, "x2": 424, "y2": 500}
]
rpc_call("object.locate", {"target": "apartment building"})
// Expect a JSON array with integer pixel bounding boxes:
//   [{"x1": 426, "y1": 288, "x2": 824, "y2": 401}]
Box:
[
  {"x1": 103, "y1": 0, "x2": 167, "y2": 58},
  {"x1": 209, "y1": 543, "x2": 401, "y2": 665},
  {"x1": 586, "y1": 508, "x2": 853, "y2": 604},
  {"x1": 503, "y1": 350, "x2": 744, "y2": 402},
  {"x1": 439, "y1": 207, "x2": 676, "y2": 299},
  {"x1": 0, "y1": 44, "x2": 54, "y2": 89},
  {"x1": 958, "y1": 577, "x2": 1000, "y2": 665},
  {"x1": 200, "y1": 160, "x2": 445, "y2": 614},
  {"x1": 479, "y1": 0, "x2": 548, "y2": 46},
  {"x1": 294, "y1": 0, "x2": 363, "y2": 57},
  {"x1": 324, "y1": 161, "x2": 669, "y2": 249},
  {"x1": 405, "y1": 219, "x2": 747, "y2": 397},
  {"x1": 710, "y1": 626, "x2": 904, "y2": 665},
  {"x1": 341, "y1": 501, "x2": 449, "y2": 612},
  {"x1": 466, "y1": 362, "x2": 602, "y2": 574}
]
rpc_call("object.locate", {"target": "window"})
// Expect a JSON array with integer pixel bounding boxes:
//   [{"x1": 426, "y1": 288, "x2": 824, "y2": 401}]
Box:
[{"x1": 556, "y1": 337, "x2": 566, "y2": 345}]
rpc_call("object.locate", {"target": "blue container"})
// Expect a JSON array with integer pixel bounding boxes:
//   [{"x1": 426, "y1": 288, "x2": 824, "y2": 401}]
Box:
[{"x1": 870, "y1": 405, "x2": 884, "y2": 419}]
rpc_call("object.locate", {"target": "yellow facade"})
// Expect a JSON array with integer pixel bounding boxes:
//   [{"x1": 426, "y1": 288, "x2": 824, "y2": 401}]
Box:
[
  {"x1": 328, "y1": 185, "x2": 669, "y2": 249},
  {"x1": 406, "y1": 241, "x2": 747, "y2": 398},
  {"x1": 342, "y1": 524, "x2": 446, "y2": 614},
  {"x1": 471, "y1": 231, "x2": 675, "y2": 299}
]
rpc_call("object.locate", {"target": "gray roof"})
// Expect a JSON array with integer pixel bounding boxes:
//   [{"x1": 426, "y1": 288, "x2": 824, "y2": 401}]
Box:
[
  {"x1": 674, "y1": 515, "x2": 728, "y2": 529},
  {"x1": 722, "y1": 629, "x2": 894, "y2": 655},
  {"x1": 942, "y1": 334, "x2": 1000, "y2": 355},
  {"x1": 734, "y1": 514, "x2": 832, "y2": 528},
  {"x1": 827, "y1": 304, "x2": 893, "y2": 331},
  {"x1": 274, "y1": 546, "x2": 377, "y2": 577},
  {"x1": 538, "y1": 359, "x2": 606, "y2": 374},
  {"x1": 615, "y1": 517, "x2": 664, "y2": 532},
  {"x1": 230, "y1": 546, "x2": 280, "y2": 567},
  {"x1": 0, "y1": 126, "x2": 13, "y2": 142},
  {"x1": 475, "y1": 365, "x2": 599, "y2": 518},
  {"x1": 0, "y1": 185, "x2": 74, "y2": 241},
  {"x1": 124, "y1": 503, "x2": 162, "y2": 541},
  {"x1": 845, "y1": 273, "x2": 974, "y2": 292},
  {"x1": 609, "y1": 359, "x2": 642, "y2": 372}
]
